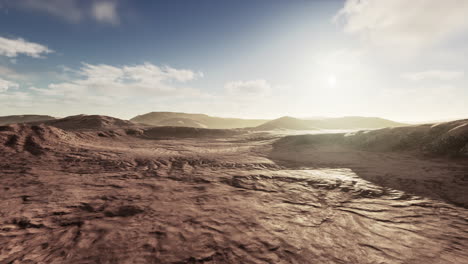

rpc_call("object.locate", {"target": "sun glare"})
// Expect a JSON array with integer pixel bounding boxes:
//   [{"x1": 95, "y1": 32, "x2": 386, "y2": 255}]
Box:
[{"x1": 328, "y1": 75, "x2": 337, "y2": 87}]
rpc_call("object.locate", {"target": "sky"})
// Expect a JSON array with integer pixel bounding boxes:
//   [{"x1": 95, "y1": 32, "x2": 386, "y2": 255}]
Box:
[{"x1": 0, "y1": 0, "x2": 467, "y2": 122}]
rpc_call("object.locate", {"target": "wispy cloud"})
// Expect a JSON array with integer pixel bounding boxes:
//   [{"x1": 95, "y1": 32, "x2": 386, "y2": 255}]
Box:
[
  {"x1": 0, "y1": 36, "x2": 53, "y2": 58},
  {"x1": 335, "y1": 0, "x2": 468, "y2": 50},
  {"x1": 0, "y1": 78, "x2": 19, "y2": 92},
  {"x1": 402, "y1": 70, "x2": 464, "y2": 81},
  {"x1": 4, "y1": 0, "x2": 120, "y2": 24},
  {"x1": 0, "y1": 66, "x2": 28, "y2": 80},
  {"x1": 12, "y1": 0, "x2": 82, "y2": 22}
]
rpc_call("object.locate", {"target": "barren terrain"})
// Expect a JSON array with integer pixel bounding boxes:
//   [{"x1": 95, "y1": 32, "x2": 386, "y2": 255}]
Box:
[{"x1": 0, "y1": 118, "x2": 467, "y2": 263}]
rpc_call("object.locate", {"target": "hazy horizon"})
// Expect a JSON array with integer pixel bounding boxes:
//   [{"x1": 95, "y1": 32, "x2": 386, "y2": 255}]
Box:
[
  {"x1": 3, "y1": 110, "x2": 465, "y2": 125},
  {"x1": 1, "y1": 0, "x2": 468, "y2": 122}
]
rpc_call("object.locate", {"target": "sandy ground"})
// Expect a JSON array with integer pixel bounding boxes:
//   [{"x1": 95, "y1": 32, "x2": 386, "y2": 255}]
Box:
[{"x1": 0, "y1": 126, "x2": 467, "y2": 264}]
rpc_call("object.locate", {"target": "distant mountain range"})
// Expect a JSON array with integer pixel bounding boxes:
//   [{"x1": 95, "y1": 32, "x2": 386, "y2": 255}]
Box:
[
  {"x1": 254, "y1": 116, "x2": 315, "y2": 131},
  {"x1": 131, "y1": 112, "x2": 406, "y2": 130},
  {"x1": 254, "y1": 116, "x2": 406, "y2": 131},
  {"x1": 0, "y1": 112, "x2": 407, "y2": 131},
  {"x1": 130, "y1": 112, "x2": 268, "y2": 129}
]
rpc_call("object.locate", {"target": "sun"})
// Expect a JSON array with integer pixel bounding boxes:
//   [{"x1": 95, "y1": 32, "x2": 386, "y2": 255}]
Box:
[{"x1": 327, "y1": 74, "x2": 337, "y2": 87}]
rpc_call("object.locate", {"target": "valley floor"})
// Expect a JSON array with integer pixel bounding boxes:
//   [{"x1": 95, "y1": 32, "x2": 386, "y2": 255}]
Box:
[{"x1": 1, "y1": 132, "x2": 467, "y2": 263}]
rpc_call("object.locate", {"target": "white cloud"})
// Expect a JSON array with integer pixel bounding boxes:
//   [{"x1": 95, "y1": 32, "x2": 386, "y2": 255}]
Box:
[
  {"x1": 402, "y1": 70, "x2": 464, "y2": 81},
  {"x1": 92, "y1": 1, "x2": 119, "y2": 25},
  {"x1": 0, "y1": 78, "x2": 19, "y2": 92},
  {"x1": 335, "y1": 0, "x2": 468, "y2": 49},
  {"x1": 0, "y1": 36, "x2": 53, "y2": 58},
  {"x1": 224, "y1": 80, "x2": 271, "y2": 96},
  {"x1": 33, "y1": 62, "x2": 203, "y2": 99}
]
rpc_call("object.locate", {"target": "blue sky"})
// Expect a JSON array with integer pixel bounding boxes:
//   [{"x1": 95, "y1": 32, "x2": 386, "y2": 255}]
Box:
[{"x1": 0, "y1": 0, "x2": 467, "y2": 121}]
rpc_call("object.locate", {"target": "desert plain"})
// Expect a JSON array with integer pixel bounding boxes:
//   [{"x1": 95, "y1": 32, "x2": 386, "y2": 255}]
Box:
[{"x1": 0, "y1": 114, "x2": 467, "y2": 264}]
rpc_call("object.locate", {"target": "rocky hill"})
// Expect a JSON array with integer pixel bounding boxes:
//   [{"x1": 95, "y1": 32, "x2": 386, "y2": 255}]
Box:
[
  {"x1": 44, "y1": 115, "x2": 136, "y2": 131},
  {"x1": 275, "y1": 119, "x2": 468, "y2": 157},
  {"x1": 0, "y1": 115, "x2": 56, "y2": 125}
]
